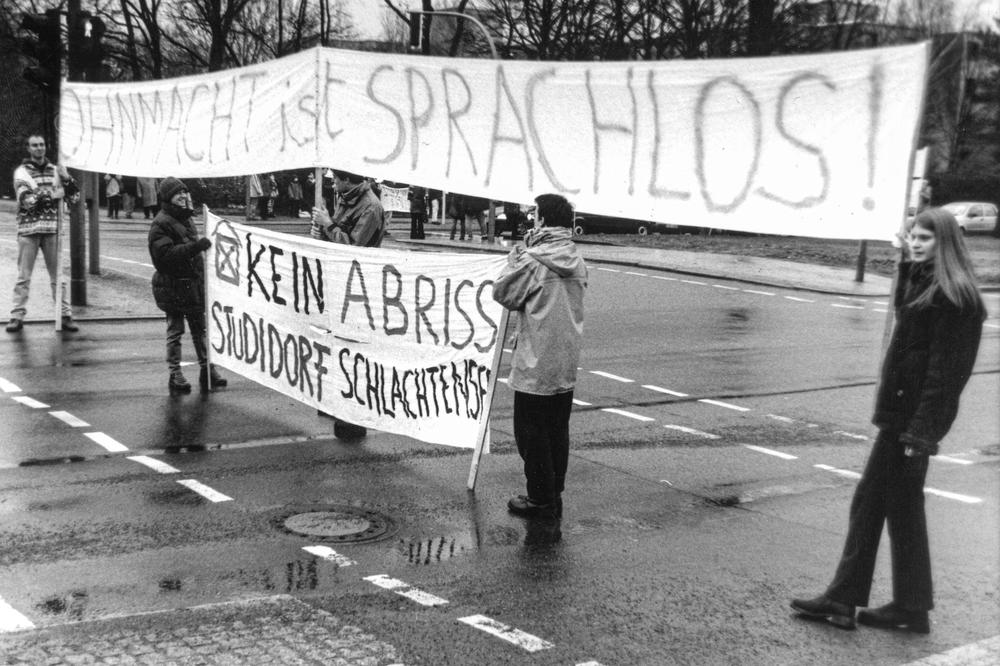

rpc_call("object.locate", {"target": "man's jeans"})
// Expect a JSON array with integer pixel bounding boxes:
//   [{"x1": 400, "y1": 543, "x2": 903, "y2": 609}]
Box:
[
  {"x1": 166, "y1": 311, "x2": 208, "y2": 371},
  {"x1": 10, "y1": 233, "x2": 71, "y2": 320}
]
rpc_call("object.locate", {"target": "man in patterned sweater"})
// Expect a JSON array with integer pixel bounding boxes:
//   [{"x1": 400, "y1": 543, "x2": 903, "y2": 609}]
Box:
[{"x1": 7, "y1": 134, "x2": 80, "y2": 333}]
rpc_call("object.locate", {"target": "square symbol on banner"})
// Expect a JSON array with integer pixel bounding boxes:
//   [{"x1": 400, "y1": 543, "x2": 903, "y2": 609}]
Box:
[{"x1": 213, "y1": 219, "x2": 241, "y2": 286}]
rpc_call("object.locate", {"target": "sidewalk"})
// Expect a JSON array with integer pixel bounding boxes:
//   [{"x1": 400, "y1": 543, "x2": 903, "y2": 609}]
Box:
[{"x1": 0, "y1": 211, "x2": 894, "y2": 327}]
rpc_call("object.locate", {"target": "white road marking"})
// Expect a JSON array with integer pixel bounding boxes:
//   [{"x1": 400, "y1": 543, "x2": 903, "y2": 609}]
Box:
[
  {"x1": 127, "y1": 455, "x2": 180, "y2": 474},
  {"x1": 831, "y1": 303, "x2": 864, "y2": 309},
  {"x1": 901, "y1": 633, "x2": 1000, "y2": 665},
  {"x1": 102, "y1": 256, "x2": 154, "y2": 268},
  {"x1": 576, "y1": 662, "x2": 608, "y2": 666},
  {"x1": 0, "y1": 378, "x2": 21, "y2": 393},
  {"x1": 176, "y1": 479, "x2": 232, "y2": 502},
  {"x1": 84, "y1": 432, "x2": 129, "y2": 452},
  {"x1": 572, "y1": 399, "x2": 592, "y2": 406},
  {"x1": 0, "y1": 596, "x2": 34, "y2": 633},
  {"x1": 457, "y1": 615, "x2": 554, "y2": 652},
  {"x1": 873, "y1": 301, "x2": 889, "y2": 306},
  {"x1": 766, "y1": 413, "x2": 796, "y2": 424},
  {"x1": 873, "y1": 308, "x2": 889, "y2": 313},
  {"x1": 744, "y1": 445, "x2": 798, "y2": 460},
  {"x1": 814, "y1": 464, "x2": 862, "y2": 480},
  {"x1": 664, "y1": 424, "x2": 720, "y2": 439},
  {"x1": 924, "y1": 488, "x2": 982, "y2": 504},
  {"x1": 12, "y1": 396, "x2": 49, "y2": 409},
  {"x1": 364, "y1": 575, "x2": 448, "y2": 606},
  {"x1": 642, "y1": 384, "x2": 688, "y2": 397},
  {"x1": 834, "y1": 430, "x2": 870, "y2": 441},
  {"x1": 304, "y1": 545, "x2": 355, "y2": 567},
  {"x1": 681, "y1": 279, "x2": 707, "y2": 285},
  {"x1": 625, "y1": 271, "x2": 647, "y2": 276},
  {"x1": 984, "y1": 323, "x2": 999, "y2": 329},
  {"x1": 784, "y1": 296, "x2": 815, "y2": 303},
  {"x1": 589, "y1": 370, "x2": 634, "y2": 383},
  {"x1": 601, "y1": 408, "x2": 655, "y2": 422},
  {"x1": 932, "y1": 454, "x2": 974, "y2": 466},
  {"x1": 713, "y1": 284, "x2": 739, "y2": 290},
  {"x1": 596, "y1": 267, "x2": 620, "y2": 273},
  {"x1": 742, "y1": 289, "x2": 775, "y2": 296},
  {"x1": 48, "y1": 411, "x2": 89, "y2": 427},
  {"x1": 698, "y1": 398, "x2": 750, "y2": 412},
  {"x1": 497, "y1": 378, "x2": 509, "y2": 384},
  {"x1": 650, "y1": 275, "x2": 678, "y2": 281}
]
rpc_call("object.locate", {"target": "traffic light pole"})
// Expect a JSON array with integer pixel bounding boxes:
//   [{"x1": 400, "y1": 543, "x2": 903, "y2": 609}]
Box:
[{"x1": 67, "y1": 0, "x2": 87, "y2": 305}]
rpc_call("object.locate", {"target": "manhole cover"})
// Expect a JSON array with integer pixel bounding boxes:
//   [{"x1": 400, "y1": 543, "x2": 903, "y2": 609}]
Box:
[{"x1": 275, "y1": 505, "x2": 395, "y2": 543}]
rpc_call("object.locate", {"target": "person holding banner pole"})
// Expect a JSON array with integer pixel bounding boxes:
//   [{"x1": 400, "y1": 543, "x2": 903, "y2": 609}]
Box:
[
  {"x1": 791, "y1": 208, "x2": 985, "y2": 633},
  {"x1": 310, "y1": 169, "x2": 387, "y2": 439},
  {"x1": 493, "y1": 194, "x2": 588, "y2": 519},
  {"x1": 148, "y1": 177, "x2": 227, "y2": 394},
  {"x1": 7, "y1": 134, "x2": 81, "y2": 333}
]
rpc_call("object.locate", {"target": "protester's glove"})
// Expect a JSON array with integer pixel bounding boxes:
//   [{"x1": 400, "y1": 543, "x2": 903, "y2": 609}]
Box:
[
  {"x1": 901, "y1": 432, "x2": 938, "y2": 458},
  {"x1": 195, "y1": 237, "x2": 212, "y2": 252}
]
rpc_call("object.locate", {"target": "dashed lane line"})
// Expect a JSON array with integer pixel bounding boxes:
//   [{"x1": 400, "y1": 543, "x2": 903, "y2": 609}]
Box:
[
  {"x1": 814, "y1": 464, "x2": 862, "y2": 480},
  {"x1": 303, "y1": 545, "x2": 355, "y2": 567},
  {"x1": 713, "y1": 284, "x2": 740, "y2": 291},
  {"x1": 572, "y1": 399, "x2": 592, "y2": 406},
  {"x1": 84, "y1": 431, "x2": 129, "y2": 453},
  {"x1": 784, "y1": 296, "x2": 815, "y2": 303},
  {"x1": 664, "y1": 424, "x2": 719, "y2": 440},
  {"x1": 127, "y1": 455, "x2": 180, "y2": 474},
  {"x1": 457, "y1": 614, "x2": 554, "y2": 652},
  {"x1": 596, "y1": 267, "x2": 620, "y2": 273},
  {"x1": 642, "y1": 384, "x2": 688, "y2": 397},
  {"x1": 831, "y1": 303, "x2": 864, "y2": 309},
  {"x1": 681, "y1": 279, "x2": 707, "y2": 285},
  {"x1": 814, "y1": 465, "x2": 983, "y2": 504},
  {"x1": 364, "y1": 575, "x2": 449, "y2": 607},
  {"x1": 833, "y1": 430, "x2": 870, "y2": 441},
  {"x1": 0, "y1": 378, "x2": 21, "y2": 393},
  {"x1": 588, "y1": 370, "x2": 634, "y2": 383},
  {"x1": 176, "y1": 479, "x2": 233, "y2": 503},
  {"x1": 601, "y1": 408, "x2": 656, "y2": 422},
  {"x1": 48, "y1": 411, "x2": 90, "y2": 427},
  {"x1": 744, "y1": 445, "x2": 797, "y2": 460},
  {"x1": 742, "y1": 289, "x2": 775, "y2": 296},
  {"x1": 11, "y1": 396, "x2": 49, "y2": 409},
  {"x1": 698, "y1": 398, "x2": 750, "y2": 412},
  {"x1": 934, "y1": 454, "x2": 974, "y2": 466}
]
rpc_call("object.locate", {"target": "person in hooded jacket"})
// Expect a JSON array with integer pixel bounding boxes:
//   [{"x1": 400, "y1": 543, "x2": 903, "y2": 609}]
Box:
[
  {"x1": 147, "y1": 177, "x2": 227, "y2": 394},
  {"x1": 791, "y1": 207, "x2": 985, "y2": 634},
  {"x1": 493, "y1": 193, "x2": 588, "y2": 519}
]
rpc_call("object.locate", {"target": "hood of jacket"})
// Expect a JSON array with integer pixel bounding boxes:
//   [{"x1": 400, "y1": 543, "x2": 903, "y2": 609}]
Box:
[
  {"x1": 523, "y1": 226, "x2": 586, "y2": 278},
  {"x1": 338, "y1": 180, "x2": 372, "y2": 207}
]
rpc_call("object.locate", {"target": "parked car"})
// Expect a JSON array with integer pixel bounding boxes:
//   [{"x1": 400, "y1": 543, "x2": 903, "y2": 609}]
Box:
[
  {"x1": 571, "y1": 213, "x2": 677, "y2": 236},
  {"x1": 940, "y1": 201, "x2": 997, "y2": 234}
]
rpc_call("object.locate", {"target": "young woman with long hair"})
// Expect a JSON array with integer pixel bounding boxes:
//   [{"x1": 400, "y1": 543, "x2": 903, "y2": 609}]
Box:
[{"x1": 791, "y1": 207, "x2": 986, "y2": 634}]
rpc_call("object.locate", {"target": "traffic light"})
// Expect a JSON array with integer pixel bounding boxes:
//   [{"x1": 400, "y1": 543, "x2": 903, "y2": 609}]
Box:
[
  {"x1": 68, "y1": 11, "x2": 105, "y2": 82},
  {"x1": 20, "y1": 9, "x2": 61, "y2": 93},
  {"x1": 408, "y1": 12, "x2": 422, "y2": 51}
]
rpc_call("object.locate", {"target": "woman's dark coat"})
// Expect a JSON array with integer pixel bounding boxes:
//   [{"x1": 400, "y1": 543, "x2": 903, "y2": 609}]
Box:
[
  {"x1": 147, "y1": 208, "x2": 205, "y2": 314},
  {"x1": 872, "y1": 261, "x2": 984, "y2": 453}
]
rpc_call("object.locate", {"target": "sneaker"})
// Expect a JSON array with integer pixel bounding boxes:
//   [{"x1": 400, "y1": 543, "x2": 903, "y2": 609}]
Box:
[
  {"x1": 61, "y1": 317, "x2": 79, "y2": 332},
  {"x1": 5, "y1": 319, "x2": 23, "y2": 333},
  {"x1": 858, "y1": 602, "x2": 930, "y2": 634},
  {"x1": 790, "y1": 595, "x2": 856, "y2": 629},
  {"x1": 507, "y1": 495, "x2": 557, "y2": 519},
  {"x1": 168, "y1": 370, "x2": 191, "y2": 394}
]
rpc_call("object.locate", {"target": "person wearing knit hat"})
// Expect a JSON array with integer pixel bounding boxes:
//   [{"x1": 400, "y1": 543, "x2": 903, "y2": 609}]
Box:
[{"x1": 147, "y1": 177, "x2": 228, "y2": 394}]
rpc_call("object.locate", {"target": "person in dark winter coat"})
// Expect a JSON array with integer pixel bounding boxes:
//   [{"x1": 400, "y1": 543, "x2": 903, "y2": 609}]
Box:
[
  {"x1": 408, "y1": 185, "x2": 427, "y2": 239},
  {"x1": 147, "y1": 177, "x2": 227, "y2": 394},
  {"x1": 792, "y1": 207, "x2": 985, "y2": 634}
]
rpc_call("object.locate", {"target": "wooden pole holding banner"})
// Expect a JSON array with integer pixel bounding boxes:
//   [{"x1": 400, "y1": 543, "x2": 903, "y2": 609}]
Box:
[
  {"x1": 53, "y1": 201, "x2": 64, "y2": 331},
  {"x1": 202, "y1": 204, "x2": 213, "y2": 390},
  {"x1": 467, "y1": 308, "x2": 511, "y2": 491}
]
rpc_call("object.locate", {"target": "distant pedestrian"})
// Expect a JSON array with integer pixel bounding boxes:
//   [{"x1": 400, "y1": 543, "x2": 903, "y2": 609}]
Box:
[
  {"x1": 121, "y1": 175, "x2": 138, "y2": 218},
  {"x1": 287, "y1": 176, "x2": 303, "y2": 217},
  {"x1": 6, "y1": 134, "x2": 81, "y2": 333},
  {"x1": 463, "y1": 194, "x2": 489, "y2": 241},
  {"x1": 104, "y1": 174, "x2": 122, "y2": 219},
  {"x1": 448, "y1": 193, "x2": 466, "y2": 241},
  {"x1": 408, "y1": 184, "x2": 427, "y2": 239},
  {"x1": 266, "y1": 173, "x2": 279, "y2": 218},
  {"x1": 310, "y1": 169, "x2": 386, "y2": 438},
  {"x1": 137, "y1": 176, "x2": 158, "y2": 218},
  {"x1": 246, "y1": 173, "x2": 263, "y2": 221},
  {"x1": 493, "y1": 193, "x2": 588, "y2": 519},
  {"x1": 791, "y1": 207, "x2": 985, "y2": 633},
  {"x1": 147, "y1": 177, "x2": 227, "y2": 394}
]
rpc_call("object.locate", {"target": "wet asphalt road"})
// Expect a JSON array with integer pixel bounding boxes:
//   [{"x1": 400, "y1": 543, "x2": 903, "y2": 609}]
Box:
[{"x1": 0, "y1": 223, "x2": 998, "y2": 664}]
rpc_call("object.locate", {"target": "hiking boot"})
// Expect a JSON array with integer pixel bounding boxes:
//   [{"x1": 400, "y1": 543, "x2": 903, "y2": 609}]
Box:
[
  {"x1": 199, "y1": 365, "x2": 228, "y2": 390},
  {"x1": 61, "y1": 317, "x2": 79, "y2": 332},
  {"x1": 507, "y1": 495, "x2": 557, "y2": 519},
  {"x1": 168, "y1": 370, "x2": 191, "y2": 394},
  {"x1": 858, "y1": 603, "x2": 930, "y2": 634},
  {"x1": 6, "y1": 319, "x2": 23, "y2": 333},
  {"x1": 791, "y1": 595, "x2": 856, "y2": 629}
]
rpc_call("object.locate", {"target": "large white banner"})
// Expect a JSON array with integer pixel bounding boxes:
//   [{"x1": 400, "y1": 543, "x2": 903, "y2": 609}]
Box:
[
  {"x1": 204, "y1": 211, "x2": 507, "y2": 447},
  {"x1": 61, "y1": 44, "x2": 928, "y2": 240}
]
